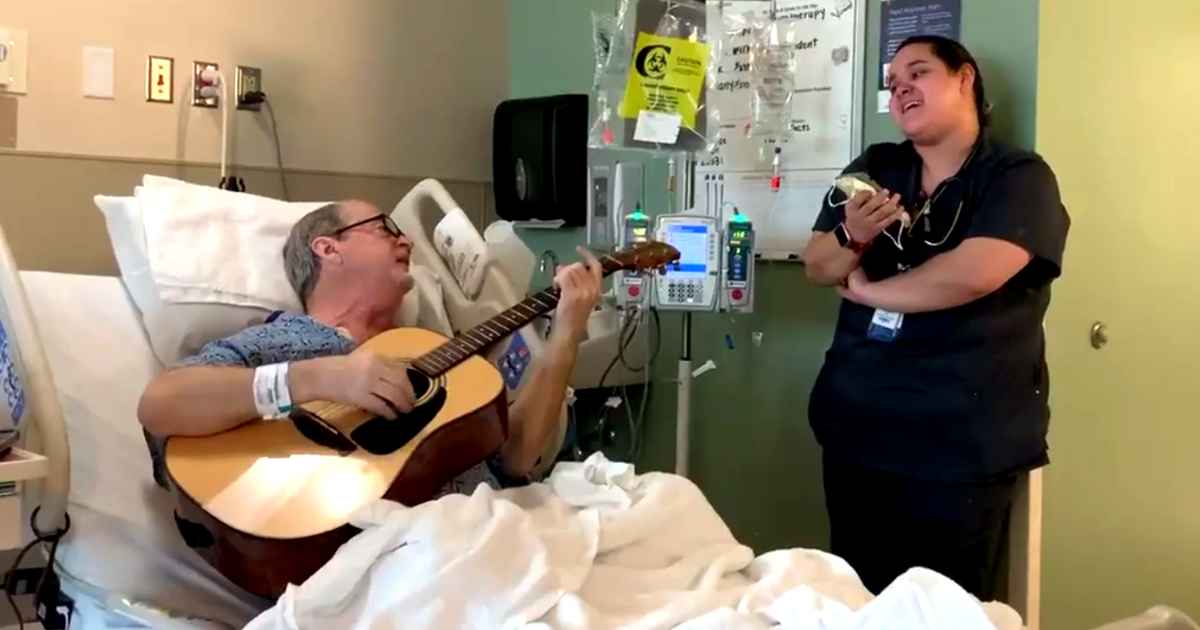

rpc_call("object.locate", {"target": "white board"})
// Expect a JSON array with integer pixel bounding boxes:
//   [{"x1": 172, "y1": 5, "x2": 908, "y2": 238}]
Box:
[{"x1": 699, "y1": 0, "x2": 865, "y2": 260}]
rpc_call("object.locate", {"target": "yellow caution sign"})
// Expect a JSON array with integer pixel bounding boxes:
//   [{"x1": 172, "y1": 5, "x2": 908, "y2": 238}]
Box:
[{"x1": 619, "y1": 32, "x2": 710, "y2": 130}]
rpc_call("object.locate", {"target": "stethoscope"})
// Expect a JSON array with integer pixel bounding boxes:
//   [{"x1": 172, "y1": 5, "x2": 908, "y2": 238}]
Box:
[
  {"x1": 877, "y1": 143, "x2": 980, "y2": 252},
  {"x1": 878, "y1": 180, "x2": 964, "y2": 251}
]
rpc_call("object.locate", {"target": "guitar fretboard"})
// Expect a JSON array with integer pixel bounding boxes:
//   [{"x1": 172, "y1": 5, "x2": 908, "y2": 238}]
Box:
[
  {"x1": 412, "y1": 287, "x2": 563, "y2": 377},
  {"x1": 409, "y1": 251, "x2": 656, "y2": 377}
]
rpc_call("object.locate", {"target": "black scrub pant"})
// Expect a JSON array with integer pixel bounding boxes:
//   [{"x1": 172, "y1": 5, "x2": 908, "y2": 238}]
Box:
[{"x1": 822, "y1": 453, "x2": 1017, "y2": 601}]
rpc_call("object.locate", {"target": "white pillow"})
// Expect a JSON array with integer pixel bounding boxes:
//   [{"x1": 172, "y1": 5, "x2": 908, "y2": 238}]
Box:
[
  {"x1": 93, "y1": 194, "x2": 158, "y2": 314},
  {"x1": 94, "y1": 177, "x2": 449, "y2": 366},
  {"x1": 93, "y1": 189, "x2": 270, "y2": 365},
  {"x1": 135, "y1": 178, "x2": 321, "y2": 311}
]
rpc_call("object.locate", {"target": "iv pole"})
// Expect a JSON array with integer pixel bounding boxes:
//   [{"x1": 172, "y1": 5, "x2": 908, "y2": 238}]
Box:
[
  {"x1": 674, "y1": 152, "x2": 697, "y2": 477},
  {"x1": 672, "y1": 0, "x2": 774, "y2": 477},
  {"x1": 676, "y1": 310, "x2": 692, "y2": 476}
]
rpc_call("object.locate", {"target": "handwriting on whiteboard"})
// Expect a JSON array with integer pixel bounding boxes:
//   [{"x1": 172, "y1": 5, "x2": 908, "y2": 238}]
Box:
[{"x1": 702, "y1": 0, "x2": 858, "y2": 174}]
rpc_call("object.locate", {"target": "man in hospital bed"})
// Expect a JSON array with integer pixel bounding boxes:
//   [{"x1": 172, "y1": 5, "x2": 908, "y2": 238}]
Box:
[{"x1": 137, "y1": 199, "x2": 602, "y2": 494}]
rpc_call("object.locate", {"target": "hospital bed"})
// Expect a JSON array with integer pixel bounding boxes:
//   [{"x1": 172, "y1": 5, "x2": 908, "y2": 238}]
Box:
[
  {"x1": 0, "y1": 176, "x2": 654, "y2": 628},
  {"x1": 0, "y1": 178, "x2": 1194, "y2": 629}
]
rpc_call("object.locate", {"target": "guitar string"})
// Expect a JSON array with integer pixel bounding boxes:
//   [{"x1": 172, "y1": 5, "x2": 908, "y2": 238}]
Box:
[{"x1": 412, "y1": 253, "x2": 637, "y2": 376}]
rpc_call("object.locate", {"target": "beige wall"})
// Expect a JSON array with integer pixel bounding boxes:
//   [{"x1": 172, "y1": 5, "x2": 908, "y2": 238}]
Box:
[
  {"x1": 0, "y1": 1, "x2": 509, "y2": 275},
  {"x1": 0, "y1": 150, "x2": 497, "y2": 275},
  {"x1": 0, "y1": 0, "x2": 508, "y2": 180}
]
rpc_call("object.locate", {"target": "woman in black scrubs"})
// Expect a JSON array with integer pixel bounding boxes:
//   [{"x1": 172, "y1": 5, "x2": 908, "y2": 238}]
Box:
[{"x1": 802, "y1": 35, "x2": 1070, "y2": 600}]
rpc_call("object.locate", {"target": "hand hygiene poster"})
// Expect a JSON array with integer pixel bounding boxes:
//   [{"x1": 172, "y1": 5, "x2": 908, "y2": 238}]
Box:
[{"x1": 877, "y1": 0, "x2": 962, "y2": 112}]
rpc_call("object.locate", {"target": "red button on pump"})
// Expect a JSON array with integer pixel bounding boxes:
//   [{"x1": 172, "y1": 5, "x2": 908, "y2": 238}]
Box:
[
  {"x1": 629, "y1": 286, "x2": 641, "y2": 297},
  {"x1": 731, "y1": 289, "x2": 744, "y2": 301}
]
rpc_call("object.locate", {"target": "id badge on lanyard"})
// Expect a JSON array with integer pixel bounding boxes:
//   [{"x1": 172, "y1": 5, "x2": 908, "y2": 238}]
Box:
[
  {"x1": 867, "y1": 308, "x2": 904, "y2": 342},
  {"x1": 867, "y1": 226, "x2": 916, "y2": 343}
]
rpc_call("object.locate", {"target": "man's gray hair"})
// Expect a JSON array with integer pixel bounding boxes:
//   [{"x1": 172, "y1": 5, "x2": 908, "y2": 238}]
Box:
[{"x1": 283, "y1": 202, "x2": 343, "y2": 308}]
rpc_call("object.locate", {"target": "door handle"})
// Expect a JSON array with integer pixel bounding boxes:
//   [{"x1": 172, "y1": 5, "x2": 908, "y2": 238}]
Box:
[{"x1": 1090, "y1": 322, "x2": 1108, "y2": 350}]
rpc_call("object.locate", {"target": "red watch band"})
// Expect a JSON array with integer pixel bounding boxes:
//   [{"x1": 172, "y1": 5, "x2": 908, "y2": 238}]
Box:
[{"x1": 839, "y1": 223, "x2": 870, "y2": 254}]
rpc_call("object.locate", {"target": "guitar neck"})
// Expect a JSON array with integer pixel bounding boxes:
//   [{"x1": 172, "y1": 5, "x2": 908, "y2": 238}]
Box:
[
  {"x1": 412, "y1": 254, "x2": 628, "y2": 378},
  {"x1": 411, "y1": 288, "x2": 555, "y2": 377}
]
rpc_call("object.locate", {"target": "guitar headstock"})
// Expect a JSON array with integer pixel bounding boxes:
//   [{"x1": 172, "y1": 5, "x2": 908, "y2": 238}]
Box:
[{"x1": 600, "y1": 240, "x2": 680, "y2": 277}]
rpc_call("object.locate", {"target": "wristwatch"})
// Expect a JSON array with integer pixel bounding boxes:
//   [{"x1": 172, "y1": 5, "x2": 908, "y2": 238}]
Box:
[{"x1": 834, "y1": 223, "x2": 870, "y2": 254}]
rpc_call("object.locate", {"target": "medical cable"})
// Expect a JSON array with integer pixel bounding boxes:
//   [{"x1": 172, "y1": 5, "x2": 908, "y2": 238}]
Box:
[
  {"x1": 621, "y1": 310, "x2": 642, "y2": 368},
  {"x1": 611, "y1": 303, "x2": 662, "y2": 376},
  {"x1": 617, "y1": 306, "x2": 649, "y2": 372},
  {"x1": 598, "y1": 307, "x2": 641, "y2": 388},
  {"x1": 262, "y1": 97, "x2": 290, "y2": 202},
  {"x1": 5, "y1": 509, "x2": 71, "y2": 630},
  {"x1": 594, "y1": 306, "x2": 659, "y2": 464},
  {"x1": 5, "y1": 538, "x2": 38, "y2": 629},
  {"x1": 623, "y1": 308, "x2": 657, "y2": 463},
  {"x1": 220, "y1": 70, "x2": 229, "y2": 182}
]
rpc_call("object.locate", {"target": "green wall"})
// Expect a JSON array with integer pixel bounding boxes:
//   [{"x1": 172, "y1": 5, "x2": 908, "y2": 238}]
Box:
[
  {"x1": 508, "y1": 0, "x2": 1040, "y2": 556},
  {"x1": 863, "y1": 0, "x2": 1040, "y2": 149}
]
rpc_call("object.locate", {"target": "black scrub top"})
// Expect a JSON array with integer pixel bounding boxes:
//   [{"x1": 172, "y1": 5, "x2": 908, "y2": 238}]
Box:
[{"x1": 809, "y1": 134, "x2": 1070, "y2": 482}]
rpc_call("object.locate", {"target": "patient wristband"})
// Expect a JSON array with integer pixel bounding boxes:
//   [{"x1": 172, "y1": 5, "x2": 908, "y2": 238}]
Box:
[{"x1": 252, "y1": 363, "x2": 293, "y2": 419}]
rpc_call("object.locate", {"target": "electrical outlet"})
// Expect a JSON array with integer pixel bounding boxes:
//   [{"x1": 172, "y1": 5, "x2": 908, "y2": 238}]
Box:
[
  {"x1": 235, "y1": 65, "x2": 262, "y2": 111},
  {"x1": 146, "y1": 55, "x2": 173, "y2": 103},
  {"x1": 192, "y1": 60, "x2": 219, "y2": 108},
  {"x1": 5, "y1": 567, "x2": 43, "y2": 595}
]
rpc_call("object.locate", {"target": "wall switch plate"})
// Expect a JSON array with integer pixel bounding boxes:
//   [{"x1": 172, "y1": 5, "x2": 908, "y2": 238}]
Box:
[
  {"x1": 81, "y1": 46, "x2": 115, "y2": 99},
  {"x1": 0, "y1": 27, "x2": 30, "y2": 94},
  {"x1": 192, "y1": 60, "x2": 219, "y2": 108},
  {"x1": 235, "y1": 65, "x2": 262, "y2": 111},
  {"x1": 146, "y1": 55, "x2": 173, "y2": 103}
]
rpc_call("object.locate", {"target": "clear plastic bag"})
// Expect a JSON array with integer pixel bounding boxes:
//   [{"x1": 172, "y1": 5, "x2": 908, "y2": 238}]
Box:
[
  {"x1": 588, "y1": 0, "x2": 726, "y2": 156},
  {"x1": 748, "y1": 17, "x2": 797, "y2": 142},
  {"x1": 591, "y1": 11, "x2": 620, "y2": 92}
]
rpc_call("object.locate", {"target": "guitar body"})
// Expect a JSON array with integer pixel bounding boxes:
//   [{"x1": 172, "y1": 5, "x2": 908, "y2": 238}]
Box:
[{"x1": 164, "y1": 327, "x2": 508, "y2": 599}]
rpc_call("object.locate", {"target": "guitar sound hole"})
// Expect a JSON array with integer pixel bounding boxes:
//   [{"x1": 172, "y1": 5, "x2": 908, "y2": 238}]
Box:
[
  {"x1": 408, "y1": 368, "x2": 432, "y2": 399},
  {"x1": 351, "y1": 368, "x2": 446, "y2": 455}
]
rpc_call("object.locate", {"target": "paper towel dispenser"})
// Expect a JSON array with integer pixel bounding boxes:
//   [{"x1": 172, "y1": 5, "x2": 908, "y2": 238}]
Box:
[{"x1": 492, "y1": 94, "x2": 588, "y2": 226}]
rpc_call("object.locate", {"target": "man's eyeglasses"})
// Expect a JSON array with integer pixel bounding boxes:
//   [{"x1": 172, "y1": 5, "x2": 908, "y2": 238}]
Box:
[{"x1": 332, "y1": 214, "x2": 404, "y2": 239}]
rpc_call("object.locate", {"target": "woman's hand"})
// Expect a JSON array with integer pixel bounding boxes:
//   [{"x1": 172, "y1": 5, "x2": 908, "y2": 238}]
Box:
[
  {"x1": 843, "y1": 189, "x2": 908, "y2": 244},
  {"x1": 837, "y1": 267, "x2": 873, "y2": 306}
]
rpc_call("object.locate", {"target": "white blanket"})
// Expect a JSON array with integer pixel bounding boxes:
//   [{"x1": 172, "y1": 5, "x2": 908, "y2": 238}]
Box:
[{"x1": 245, "y1": 454, "x2": 1023, "y2": 630}]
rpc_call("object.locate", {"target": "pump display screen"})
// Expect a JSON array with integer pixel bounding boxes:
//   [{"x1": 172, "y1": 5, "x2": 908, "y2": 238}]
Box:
[{"x1": 665, "y1": 224, "x2": 709, "y2": 276}]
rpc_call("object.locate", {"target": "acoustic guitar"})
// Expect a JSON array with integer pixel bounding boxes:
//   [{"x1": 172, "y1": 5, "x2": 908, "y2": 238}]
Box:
[{"x1": 165, "y1": 241, "x2": 679, "y2": 599}]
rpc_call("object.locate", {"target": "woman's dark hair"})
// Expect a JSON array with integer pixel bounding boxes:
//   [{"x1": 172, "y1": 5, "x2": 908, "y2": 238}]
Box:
[{"x1": 896, "y1": 35, "x2": 991, "y2": 128}]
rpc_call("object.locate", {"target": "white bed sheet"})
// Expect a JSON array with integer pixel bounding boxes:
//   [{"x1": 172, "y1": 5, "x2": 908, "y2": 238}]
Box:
[
  {"x1": 245, "y1": 453, "x2": 1025, "y2": 630},
  {"x1": 20, "y1": 271, "x2": 270, "y2": 628}
]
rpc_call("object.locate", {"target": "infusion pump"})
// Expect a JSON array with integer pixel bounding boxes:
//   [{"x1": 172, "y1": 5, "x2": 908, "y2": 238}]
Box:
[
  {"x1": 611, "y1": 210, "x2": 755, "y2": 314},
  {"x1": 653, "y1": 214, "x2": 721, "y2": 311}
]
